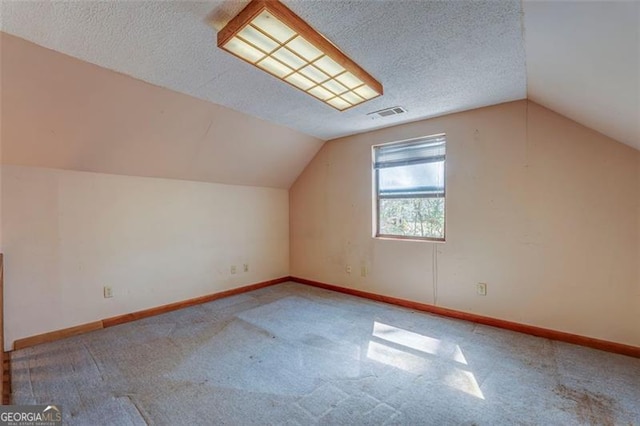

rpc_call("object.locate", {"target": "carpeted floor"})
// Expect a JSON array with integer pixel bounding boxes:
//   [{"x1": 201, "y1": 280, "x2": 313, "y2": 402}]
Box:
[{"x1": 10, "y1": 282, "x2": 640, "y2": 425}]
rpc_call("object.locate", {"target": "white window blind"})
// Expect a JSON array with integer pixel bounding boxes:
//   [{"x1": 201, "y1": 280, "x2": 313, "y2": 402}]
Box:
[
  {"x1": 374, "y1": 135, "x2": 446, "y2": 199},
  {"x1": 374, "y1": 135, "x2": 446, "y2": 169}
]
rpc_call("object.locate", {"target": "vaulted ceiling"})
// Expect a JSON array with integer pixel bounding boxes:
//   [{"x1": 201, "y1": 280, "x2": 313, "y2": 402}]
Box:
[
  {"x1": 0, "y1": 32, "x2": 323, "y2": 189},
  {"x1": 0, "y1": 0, "x2": 638, "y2": 150},
  {"x1": 523, "y1": 1, "x2": 639, "y2": 150}
]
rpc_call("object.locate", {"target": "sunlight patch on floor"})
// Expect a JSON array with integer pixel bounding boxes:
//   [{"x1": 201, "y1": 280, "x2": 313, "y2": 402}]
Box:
[
  {"x1": 366, "y1": 340, "x2": 432, "y2": 374},
  {"x1": 368, "y1": 321, "x2": 484, "y2": 399},
  {"x1": 444, "y1": 368, "x2": 485, "y2": 399},
  {"x1": 373, "y1": 321, "x2": 467, "y2": 365}
]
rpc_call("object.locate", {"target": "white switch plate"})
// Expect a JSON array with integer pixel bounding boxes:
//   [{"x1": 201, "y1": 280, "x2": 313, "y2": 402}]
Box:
[
  {"x1": 243, "y1": 264, "x2": 249, "y2": 272},
  {"x1": 231, "y1": 265, "x2": 237, "y2": 274},
  {"x1": 103, "y1": 286, "x2": 113, "y2": 298}
]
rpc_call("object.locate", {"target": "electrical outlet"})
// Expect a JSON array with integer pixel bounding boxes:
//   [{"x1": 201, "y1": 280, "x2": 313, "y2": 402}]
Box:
[
  {"x1": 346, "y1": 265, "x2": 352, "y2": 274},
  {"x1": 103, "y1": 286, "x2": 113, "y2": 298},
  {"x1": 243, "y1": 263, "x2": 249, "y2": 272},
  {"x1": 231, "y1": 265, "x2": 237, "y2": 274},
  {"x1": 477, "y1": 283, "x2": 487, "y2": 296}
]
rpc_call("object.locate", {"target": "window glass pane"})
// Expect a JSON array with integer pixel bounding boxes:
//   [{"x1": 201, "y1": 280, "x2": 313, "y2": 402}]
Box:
[
  {"x1": 379, "y1": 198, "x2": 445, "y2": 239},
  {"x1": 378, "y1": 161, "x2": 444, "y2": 196}
]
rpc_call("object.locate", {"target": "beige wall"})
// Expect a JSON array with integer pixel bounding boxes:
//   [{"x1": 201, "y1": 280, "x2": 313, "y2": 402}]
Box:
[
  {"x1": 0, "y1": 32, "x2": 320, "y2": 351},
  {"x1": 2, "y1": 165, "x2": 289, "y2": 351},
  {"x1": 0, "y1": 38, "x2": 3, "y2": 253},
  {"x1": 290, "y1": 100, "x2": 640, "y2": 346},
  {"x1": 2, "y1": 31, "x2": 638, "y2": 350}
]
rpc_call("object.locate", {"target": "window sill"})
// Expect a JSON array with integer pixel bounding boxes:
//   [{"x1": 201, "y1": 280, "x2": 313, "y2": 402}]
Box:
[{"x1": 374, "y1": 235, "x2": 445, "y2": 243}]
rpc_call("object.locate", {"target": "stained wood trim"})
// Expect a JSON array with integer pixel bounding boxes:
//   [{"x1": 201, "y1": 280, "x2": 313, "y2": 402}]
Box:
[
  {"x1": 2, "y1": 352, "x2": 10, "y2": 405},
  {"x1": 217, "y1": 0, "x2": 268, "y2": 47},
  {"x1": 217, "y1": 0, "x2": 383, "y2": 95},
  {"x1": 13, "y1": 321, "x2": 104, "y2": 351},
  {"x1": 11, "y1": 277, "x2": 289, "y2": 350},
  {"x1": 290, "y1": 276, "x2": 640, "y2": 359},
  {"x1": 3, "y1": 276, "x2": 286, "y2": 401},
  {"x1": 0, "y1": 254, "x2": 4, "y2": 402},
  {"x1": 102, "y1": 277, "x2": 289, "y2": 328},
  {"x1": 263, "y1": 0, "x2": 382, "y2": 95}
]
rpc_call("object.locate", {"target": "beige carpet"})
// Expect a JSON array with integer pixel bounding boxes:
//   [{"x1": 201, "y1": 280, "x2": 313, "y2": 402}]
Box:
[{"x1": 11, "y1": 282, "x2": 640, "y2": 425}]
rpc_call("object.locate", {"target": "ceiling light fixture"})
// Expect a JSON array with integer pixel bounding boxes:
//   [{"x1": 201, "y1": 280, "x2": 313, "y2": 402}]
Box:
[{"x1": 217, "y1": 0, "x2": 383, "y2": 111}]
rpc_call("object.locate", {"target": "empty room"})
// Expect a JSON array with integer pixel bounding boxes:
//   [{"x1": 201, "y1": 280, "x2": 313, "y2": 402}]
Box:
[{"x1": 0, "y1": 0, "x2": 639, "y2": 424}]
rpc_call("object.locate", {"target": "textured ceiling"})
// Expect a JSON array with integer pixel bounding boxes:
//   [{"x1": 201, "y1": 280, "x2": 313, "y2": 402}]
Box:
[
  {"x1": 524, "y1": 1, "x2": 640, "y2": 150},
  {"x1": 1, "y1": 1, "x2": 637, "y2": 151},
  {"x1": 0, "y1": 0, "x2": 527, "y2": 141}
]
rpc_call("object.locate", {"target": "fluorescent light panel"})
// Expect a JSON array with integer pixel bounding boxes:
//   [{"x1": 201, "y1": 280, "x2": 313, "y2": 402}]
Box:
[{"x1": 217, "y1": 0, "x2": 383, "y2": 111}]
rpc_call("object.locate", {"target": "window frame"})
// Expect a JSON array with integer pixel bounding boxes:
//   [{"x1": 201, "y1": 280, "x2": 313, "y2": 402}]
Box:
[{"x1": 373, "y1": 134, "x2": 447, "y2": 242}]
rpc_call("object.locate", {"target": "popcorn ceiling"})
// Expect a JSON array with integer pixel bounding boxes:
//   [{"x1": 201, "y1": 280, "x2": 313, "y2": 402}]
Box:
[{"x1": 0, "y1": 0, "x2": 526, "y2": 140}]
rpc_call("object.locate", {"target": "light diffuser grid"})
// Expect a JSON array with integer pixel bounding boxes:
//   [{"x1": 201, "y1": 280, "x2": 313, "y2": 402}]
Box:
[{"x1": 221, "y1": 9, "x2": 381, "y2": 111}]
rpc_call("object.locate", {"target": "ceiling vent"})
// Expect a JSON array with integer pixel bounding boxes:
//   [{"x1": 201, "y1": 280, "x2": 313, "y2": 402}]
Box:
[{"x1": 367, "y1": 106, "x2": 407, "y2": 119}]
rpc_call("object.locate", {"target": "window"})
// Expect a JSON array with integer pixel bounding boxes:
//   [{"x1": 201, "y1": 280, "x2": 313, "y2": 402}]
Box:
[{"x1": 373, "y1": 135, "x2": 446, "y2": 241}]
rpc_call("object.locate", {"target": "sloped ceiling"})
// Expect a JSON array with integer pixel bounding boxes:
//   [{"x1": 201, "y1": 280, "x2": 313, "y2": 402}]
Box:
[
  {"x1": 0, "y1": 33, "x2": 323, "y2": 189},
  {"x1": 524, "y1": 1, "x2": 640, "y2": 150},
  {"x1": 0, "y1": 0, "x2": 638, "y2": 151},
  {"x1": 0, "y1": 0, "x2": 527, "y2": 141}
]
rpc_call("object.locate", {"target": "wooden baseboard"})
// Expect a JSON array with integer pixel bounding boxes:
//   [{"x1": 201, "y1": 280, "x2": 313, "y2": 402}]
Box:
[
  {"x1": 2, "y1": 352, "x2": 10, "y2": 405},
  {"x1": 290, "y1": 276, "x2": 640, "y2": 359},
  {"x1": 103, "y1": 277, "x2": 289, "y2": 328},
  {"x1": 4, "y1": 276, "x2": 289, "y2": 406},
  {"x1": 1, "y1": 254, "x2": 5, "y2": 402},
  {"x1": 13, "y1": 321, "x2": 104, "y2": 351},
  {"x1": 12, "y1": 275, "x2": 637, "y2": 359},
  {"x1": 12, "y1": 277, "x2": 290, "y2": 350}
]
